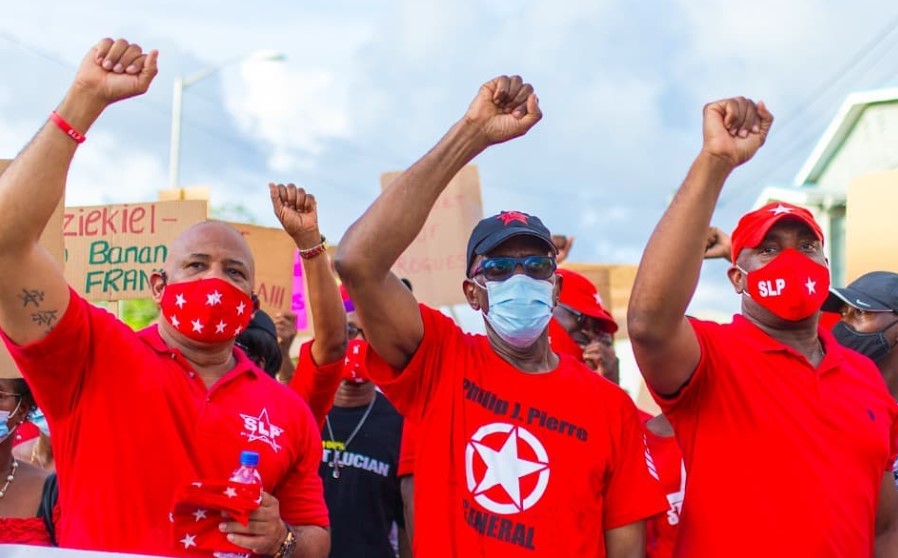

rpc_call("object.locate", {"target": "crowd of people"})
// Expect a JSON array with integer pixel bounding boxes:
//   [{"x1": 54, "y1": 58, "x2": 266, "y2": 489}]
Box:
[{"x1": 0, "y1": 37, "x2": 896, "y2": 558}]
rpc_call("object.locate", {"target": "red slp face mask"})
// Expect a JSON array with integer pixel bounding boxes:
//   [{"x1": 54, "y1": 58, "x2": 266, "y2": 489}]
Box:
[
  {"x1": 160, "y1": 277, "x2": 254, "y2": 343},
  {"x1": 739, "y1": 248, "x2": 830, "y2": 321},
  {"x1": 342, "y1": 339, "x2": 371, "y2": 384},
  {"x1": 548, "y1": 318, "x2": 583, "y2": 361}
]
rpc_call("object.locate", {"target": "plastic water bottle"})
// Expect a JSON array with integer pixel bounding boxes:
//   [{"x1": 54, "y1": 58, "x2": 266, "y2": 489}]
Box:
[
  {"x1": 213, "y1": 451, "x2": 261, "y2": 558},
  {"x1": 230, "y1": 451, "x2": 262, "y2": 485}
]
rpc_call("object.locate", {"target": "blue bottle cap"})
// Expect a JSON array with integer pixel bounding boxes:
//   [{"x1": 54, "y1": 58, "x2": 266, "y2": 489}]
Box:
[{"x1": 240, "y1": 450, "x2": 260, "y2": 467}]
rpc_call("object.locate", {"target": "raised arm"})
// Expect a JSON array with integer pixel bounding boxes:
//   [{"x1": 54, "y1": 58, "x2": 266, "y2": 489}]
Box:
[
  {"x1": 334, "y1": 75, "x2": 541, "y2": 369},
  {"x1": 627, "y1": 98, "x2": 773, "y2": 396},
  {"x1": 0, "y1": 38, "x2": 157, "y2": 346},
  {"x1": 270, "y1": 184, "x2": 347, "y2": 366}
]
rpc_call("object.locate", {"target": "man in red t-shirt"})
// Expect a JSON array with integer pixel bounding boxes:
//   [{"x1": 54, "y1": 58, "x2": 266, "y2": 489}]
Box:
[
  {"x1": 335, "y1": 75, "x2": 666, "y2": 557},
  {"x1": 0, "y1": 39, "x2": 329, "y2": 557},
  {"x1": 628, "y1": 96, "x2": 898, "y2": 556},
  {"x1": 548, "y1": 267, "x2": 620, "y2": 382}
]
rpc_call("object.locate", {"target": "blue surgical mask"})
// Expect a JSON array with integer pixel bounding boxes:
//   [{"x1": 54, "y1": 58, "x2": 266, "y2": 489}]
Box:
[
  {"x1": 0, "y1": 399, "x2": 22, "y2": 445},
  {"x1": 479, "y1": 274, "x2": 555, "y2": 348},
  {"x1": 28, "y1": 407, "x2": 50, "y2": 436}
]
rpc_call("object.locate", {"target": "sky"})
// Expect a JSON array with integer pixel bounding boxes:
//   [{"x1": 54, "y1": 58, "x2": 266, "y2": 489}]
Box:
[{"x1": 2, "y1": 0, "x2": 898, "y2": 322}]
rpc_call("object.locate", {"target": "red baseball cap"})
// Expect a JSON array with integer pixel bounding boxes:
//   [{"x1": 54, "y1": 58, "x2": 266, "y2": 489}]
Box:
[
  {"x1": 730, "y1": 201, "x2": 824, "y2": 263},
  {"x1": 556, "y1": 268, "x2": 618, "y2": 334}
]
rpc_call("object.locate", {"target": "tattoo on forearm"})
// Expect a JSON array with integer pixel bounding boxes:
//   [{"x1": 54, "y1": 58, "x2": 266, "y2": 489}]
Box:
[
  {"x1": 31, "y1": 310, "x2": 58, "y2": 328},
  {"x1": 19, "y1": 289, "x2": 45, "y2": 307}
]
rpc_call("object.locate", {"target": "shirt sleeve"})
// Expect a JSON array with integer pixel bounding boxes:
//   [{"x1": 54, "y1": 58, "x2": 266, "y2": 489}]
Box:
[
  {"x1": 647, "y1": 317, "x2": 716, "y2": 417},
  {"x1": 0, "y1": 288, "x2": 121, "y2": 423},
  {"x1": 274, "y1": 403, "x2": 330, "y2": 528},
  {"x1": 602, "y1": 393, "x2": 669, "y2": 530},
  {"x1": 364, "y1": 304, "x2": 462, "y2": 421},
  {"x1": 288, "y1": 340, "x2": 343, "y2": 430}
]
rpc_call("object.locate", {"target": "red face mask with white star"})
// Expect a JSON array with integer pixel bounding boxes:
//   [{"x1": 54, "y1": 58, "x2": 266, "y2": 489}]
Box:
[
  {"x1": 740, "y1": 248, "x2": 830, "y2": 321},
  {"x1": 160, "y1": 277, "x2": 254, "y2": 343}
]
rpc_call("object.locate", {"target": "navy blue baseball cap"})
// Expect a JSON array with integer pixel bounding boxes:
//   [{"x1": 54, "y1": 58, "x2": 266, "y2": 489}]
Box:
[
  {"x1": 823, "y1": 271, "x2": 898, "y2": 313},
  {"x1": 466, "y1": 211, "x2": 556, "y2": 277}
]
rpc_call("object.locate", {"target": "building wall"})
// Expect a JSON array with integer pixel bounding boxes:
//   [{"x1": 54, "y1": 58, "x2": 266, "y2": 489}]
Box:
[{"x1": 815, "y1": 102, "x2": 898, "y2": 193}]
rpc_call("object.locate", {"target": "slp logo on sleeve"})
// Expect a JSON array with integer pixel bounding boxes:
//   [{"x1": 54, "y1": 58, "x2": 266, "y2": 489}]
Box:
[
  {"x1": 240, "y1": 408, "x2": 284, "y2": 452},
  {"x1": 465, "y1": 423, "x2": 550, "y2": 515}
]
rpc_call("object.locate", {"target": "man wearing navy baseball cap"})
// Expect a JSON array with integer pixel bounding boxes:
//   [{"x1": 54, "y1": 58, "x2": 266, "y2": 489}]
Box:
[
  {"x1": 826, "y1": 271, "x2": 898, "y2": 399},
  {"x1": 336, "y1": 75, "x2": 665, "y2": 556}
]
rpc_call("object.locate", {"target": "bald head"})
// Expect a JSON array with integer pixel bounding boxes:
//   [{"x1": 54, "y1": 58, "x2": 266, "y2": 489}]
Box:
[{"x1": 162, "y1": 221, "x2": 255, "y2": 292}]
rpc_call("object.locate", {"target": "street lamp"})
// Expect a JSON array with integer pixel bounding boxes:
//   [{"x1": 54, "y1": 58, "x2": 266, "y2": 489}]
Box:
[{"x1": 168, "y1": 50, "x2": 286, "y2": 191}]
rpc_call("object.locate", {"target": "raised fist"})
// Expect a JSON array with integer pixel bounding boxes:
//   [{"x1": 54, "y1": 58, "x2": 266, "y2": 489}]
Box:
[
  {"x1": 702, "y1": 97, "x2": 773, "y2": 168},
  {"x1": 463, "y1": 75, "x2": 542, "y2": 145},
  {"x1": 704, "y1": 226, "x2": 732, "y2": 262},
  {"x1": 73, "y1": 38, "x2": 158, "y2": 105},
  {"x1": 269, "y1": 183, "x2": 320, "y2": 242}
]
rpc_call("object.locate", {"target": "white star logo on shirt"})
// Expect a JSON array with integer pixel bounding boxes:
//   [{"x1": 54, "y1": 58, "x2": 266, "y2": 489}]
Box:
[
  {"x1": 236, "y1": 301, "x2": 246, "y2": 315},
  {"x1": 224, "y1": 487, "x2": 238, "y2": 498},
  {"x1": 191, "y1": 319, "x2": 204, "y2": 333},
  {"x1": 805, "y1": 277, "x2": 816, "y2": 294},
  {"x1": 191, "y1": 481, "x2": 203, "y2": 488},
  {"x1": 169, "y1": 315, "x2": 180, "y2": 328},
  {"x1": 769, "y1": 204, "x2": 793, "y2": 216},
  {"x1": 206, "y1": 290, "x2": 223, "y2": 306},
  {"x1": 215, "y1": 320, "x2": 228, "y2": 334},
  {"x1": 465, "y1": 423, "x2": 550, "y2": 515},
  {"x1": 175, "y1": 293, "x2": 187, "y2": 309},
  {"x1": 240, "y1": 408, "x2": 284, "y2": 452},
  {"x1": 192, "y1": 508, "x2": 207, "y2": 522},
  {"x1": 180, "y1": 534, "x2": 197, "y2": 549}
]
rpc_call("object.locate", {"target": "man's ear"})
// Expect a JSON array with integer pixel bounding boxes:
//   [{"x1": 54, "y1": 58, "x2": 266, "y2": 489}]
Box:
[
  {"x1": 149, "y1": 271, "x2": 166, "y2": 303},
  {"x1": 552, "y1": 273, "x2": 563, "y2": 308},
  {"x1": 726, "y1": 265, "x2": 745, "y2": 294},
  {"x1": 463, "y1": 278, "x2": 483, "y2": 312}
]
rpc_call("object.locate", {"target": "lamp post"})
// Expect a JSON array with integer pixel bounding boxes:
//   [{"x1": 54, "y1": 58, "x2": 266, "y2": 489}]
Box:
[{"x1": 168, "y1": 50, "x2": 286, "y2": 192}]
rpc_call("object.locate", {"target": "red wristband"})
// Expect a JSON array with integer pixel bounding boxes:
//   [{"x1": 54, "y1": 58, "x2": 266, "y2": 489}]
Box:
[{"x1": 49, "y1": 111, "x2": 86, "y2": 144}]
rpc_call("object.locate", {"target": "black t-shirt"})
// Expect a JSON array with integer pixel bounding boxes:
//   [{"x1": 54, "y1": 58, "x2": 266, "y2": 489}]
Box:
[{"x1": 320, "y1": 391, "x2": 404, "y2": 558}]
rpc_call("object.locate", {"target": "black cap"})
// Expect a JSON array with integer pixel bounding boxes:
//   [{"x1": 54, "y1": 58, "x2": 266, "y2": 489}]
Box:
[
  {"x1": 247, "y1": 310, "x2": 279, "y2": 341},
  {"x1": 465, "y1": 211, "x2": 556, "y2": 277},
  {"x1": 823, "y1": 271, "x2": 898, "y2": 313}
]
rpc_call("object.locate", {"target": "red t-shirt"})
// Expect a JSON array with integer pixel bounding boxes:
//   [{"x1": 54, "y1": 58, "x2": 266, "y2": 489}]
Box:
[
  {"x1": 651, "y1": 315, "x2": 898, "y2": 558},
  {"x1": 2, "y1": 290, "x2": 329, "y2": 556},
  {"x1": 366, "y1": 305, "x2": 666, "y2": 557},
  {"x1": 643, "y1": 421, "x2": 683, "y2": 558},
  {"x1": 289, "y1": 340, "x2": 343, "y2": 429}
]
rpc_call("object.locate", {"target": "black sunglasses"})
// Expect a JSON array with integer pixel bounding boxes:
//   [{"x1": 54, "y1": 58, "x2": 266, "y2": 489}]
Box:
[
  {"x1": 472, "y1": 256, "x2": 557, "y2": 282},
  {"x1": 559, "y1": 303, "x2": 613, "y2": 340}
]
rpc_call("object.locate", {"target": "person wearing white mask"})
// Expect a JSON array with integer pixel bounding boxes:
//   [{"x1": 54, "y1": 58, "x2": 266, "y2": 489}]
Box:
[{"x1": 335, "y1": 75, "x2": 665, "y2": 558}]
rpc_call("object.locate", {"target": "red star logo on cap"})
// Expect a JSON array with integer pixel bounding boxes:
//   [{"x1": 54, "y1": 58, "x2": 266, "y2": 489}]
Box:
[{"x1": 497, "y1": 211, "x2": 529, "y2": 226}]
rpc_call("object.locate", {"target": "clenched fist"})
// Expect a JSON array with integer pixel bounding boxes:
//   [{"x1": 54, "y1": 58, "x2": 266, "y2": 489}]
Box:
[{"x1": 463, "y1": 75, "x2": 542, "y2": 146}]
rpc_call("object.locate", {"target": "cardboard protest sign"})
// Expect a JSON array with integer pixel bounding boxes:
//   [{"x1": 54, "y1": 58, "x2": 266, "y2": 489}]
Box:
[
  {"x1": 64, "y1": 200, "x2": 208, "y2": 301},
  {"x1": 381, "y1": 165, "x2": 483, "y2": 307},
  {"x1": 292, "y1": 250, "x2": 310, "y2": 330},
  {"x1": 846, "y1": 169, "x2": 898, "y2": 281},
  {"x1": 229, "y1": 223, "x2": 296, "y2": 317}
]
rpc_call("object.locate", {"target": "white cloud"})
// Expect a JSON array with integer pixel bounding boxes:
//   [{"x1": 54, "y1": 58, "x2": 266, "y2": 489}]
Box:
[{"x1": 225, "y1": 61, "x2": 352, "y2": 173}]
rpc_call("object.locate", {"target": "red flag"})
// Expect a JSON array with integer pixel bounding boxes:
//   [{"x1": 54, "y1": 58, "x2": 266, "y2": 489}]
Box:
[{"x1": 170, "y1": 479, "x2": 262, "y2": 554}]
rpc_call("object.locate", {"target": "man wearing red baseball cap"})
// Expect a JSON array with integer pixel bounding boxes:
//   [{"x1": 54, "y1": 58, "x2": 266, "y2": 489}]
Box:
[
  {"x1": 549, "y1": 268, "x2": 620, "y2": 382},
  {"x1": 629, "y1": 96, "x2": 898, "y2": 557}
]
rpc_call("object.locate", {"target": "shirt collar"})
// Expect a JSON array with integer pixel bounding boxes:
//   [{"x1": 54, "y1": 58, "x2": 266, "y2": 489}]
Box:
[
  {"x1": 730, "y1": 314, "x2": 842, "y2": 374},
  {"x1": 138, "y1": 324, "x2": 261, "y2": 379}
]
